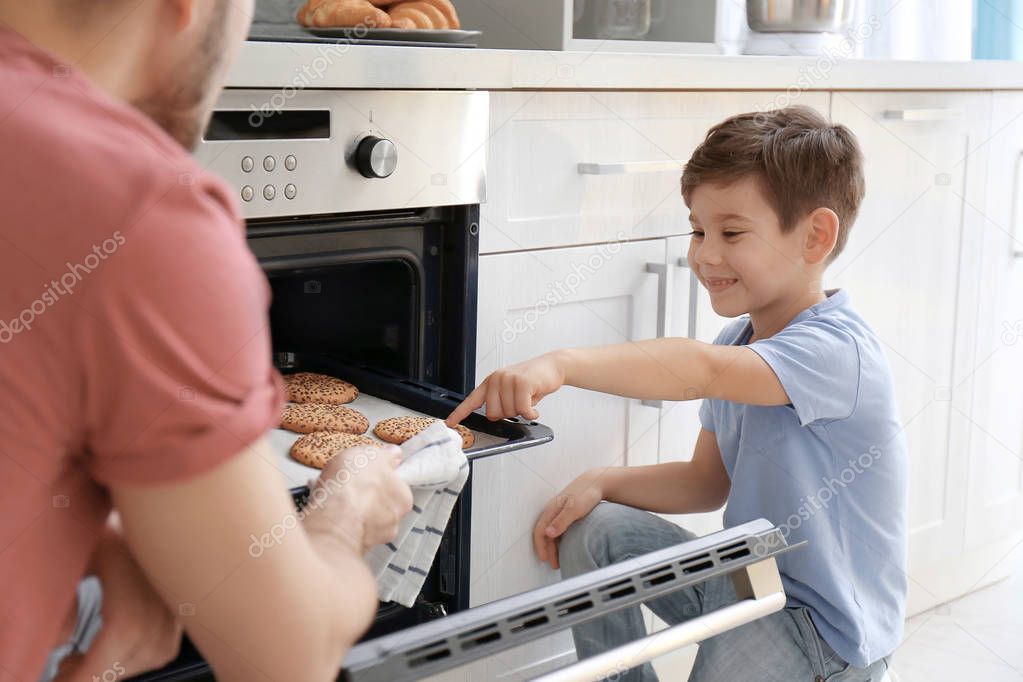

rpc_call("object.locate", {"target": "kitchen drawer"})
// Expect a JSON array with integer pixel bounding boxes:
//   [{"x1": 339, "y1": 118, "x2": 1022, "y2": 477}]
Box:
[{"x1": 480, "y1": 90, "x2": 830, "y2": 253}]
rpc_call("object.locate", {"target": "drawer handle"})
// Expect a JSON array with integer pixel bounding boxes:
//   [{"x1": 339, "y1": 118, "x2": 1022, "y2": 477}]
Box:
[
  {"x1": 641, "y1": 262, "x2": 672, "y2": 409},
  {"x1": 577, "y1": 160, "x2": 684, "y2": 176},
  {"x1": 882, "y1": 108, "x2": 963, "y2": 122},
  {"x1": 677, "y1": 256, "x2": 698, "y2": 340},
  {"x1": 1012, "y1": 151, "x2": 1023, "y2": 259}
]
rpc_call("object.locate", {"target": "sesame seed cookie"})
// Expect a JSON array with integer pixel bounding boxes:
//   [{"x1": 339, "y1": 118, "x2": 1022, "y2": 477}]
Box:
[
  {"x1": 284, "y1": 372, "x2": 359, "y2": 405},
  {"x1": 290, "y1": 431, "x2": 381, "y2": 469},
  {"x1": 280, "y1": 403, "x2": 369, "y2": 435},
  {"x1": 373, "y1": 415, "x2": 475, "y2": 450}
]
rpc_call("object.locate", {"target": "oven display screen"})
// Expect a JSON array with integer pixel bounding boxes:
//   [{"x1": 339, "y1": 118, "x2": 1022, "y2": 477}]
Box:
[{"x1": 203, "y1": 110, "x2": 330, "y2": 141}]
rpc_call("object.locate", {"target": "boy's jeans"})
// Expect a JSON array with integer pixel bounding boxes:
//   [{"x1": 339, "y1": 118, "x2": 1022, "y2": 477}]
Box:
[{"x1": 558, "y1": 502, "x2": 892, "y2": 682}]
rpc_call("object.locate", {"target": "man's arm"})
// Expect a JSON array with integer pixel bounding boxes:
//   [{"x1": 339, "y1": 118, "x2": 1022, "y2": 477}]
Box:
[
  {"x1": 599, "y1": 428, "x2": 730, "y2": 514},
  {"x1": 109, "y1": 436, "x2": 378, "y2": 682}
]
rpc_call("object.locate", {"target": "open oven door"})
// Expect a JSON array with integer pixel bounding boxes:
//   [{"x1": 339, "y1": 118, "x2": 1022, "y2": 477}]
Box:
[{"x1": 341, "y1": 519, "x2": 802, "y2": 682}]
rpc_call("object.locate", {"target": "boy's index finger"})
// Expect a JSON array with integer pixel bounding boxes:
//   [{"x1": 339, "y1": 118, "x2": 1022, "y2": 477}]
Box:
[{"x1": 445, "y1": 382, "x2": 487, "y2": 427}]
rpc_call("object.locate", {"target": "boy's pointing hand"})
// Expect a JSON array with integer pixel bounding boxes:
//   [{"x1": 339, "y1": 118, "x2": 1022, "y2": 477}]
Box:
[{"x1": 446, "y1": 351, "x2": 567, "y2": 426}]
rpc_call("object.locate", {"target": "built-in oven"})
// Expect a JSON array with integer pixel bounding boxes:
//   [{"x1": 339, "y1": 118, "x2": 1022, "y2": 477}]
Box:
[{"x1": 128, "y1": 88, "x2": 797, "y2": 681}]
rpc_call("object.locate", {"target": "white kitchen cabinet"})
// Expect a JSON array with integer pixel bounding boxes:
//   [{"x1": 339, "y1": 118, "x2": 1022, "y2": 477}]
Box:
[
  {"x1": 829, "y1": 91, "x2": 990, "y2": 614},
  {"x1": 961, "y1": 93, "x2": 1023, "y2": 573},
  {"x1": 480, "y1": 91, "x2": 829, "y2": 254},
  {"x1": 468, "y1": 238, "x2": 668, "y2": 679}
]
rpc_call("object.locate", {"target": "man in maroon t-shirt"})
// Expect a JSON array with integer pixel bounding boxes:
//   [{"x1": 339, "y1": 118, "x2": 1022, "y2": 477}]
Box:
[{"x1": 0, "y1": 2, "x2": 412, "y2": 680}]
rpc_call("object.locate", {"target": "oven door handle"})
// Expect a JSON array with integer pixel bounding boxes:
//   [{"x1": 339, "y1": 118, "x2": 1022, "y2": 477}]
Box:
[{"x1": 533, "y1": 590, "x2": 785, "y2": 682}]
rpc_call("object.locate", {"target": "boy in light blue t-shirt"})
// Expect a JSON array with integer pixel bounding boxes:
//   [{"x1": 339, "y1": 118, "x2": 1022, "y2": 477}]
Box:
[{"x1": 447, "y1": 106, "x2": 906, "y2": 681}]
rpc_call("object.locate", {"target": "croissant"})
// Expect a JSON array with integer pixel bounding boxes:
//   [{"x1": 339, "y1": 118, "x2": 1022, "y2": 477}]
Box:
[
  {"x1": 388, "y1": 4, "x2": 436, "y2": 29},
  {"x1": 387, "y1": 0, "x2": 460, "y2": 29},
  {"x1": 297, "y1": 0, "x2": 392, "y2": 28},
  {"x1": 417, "y1": 0, "x2": 460, "y2": 29}
]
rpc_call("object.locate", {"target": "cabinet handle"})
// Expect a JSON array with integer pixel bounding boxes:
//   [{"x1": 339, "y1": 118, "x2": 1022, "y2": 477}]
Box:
[
  {"x1": 578, "y1": 160, "x2": 683, "y2": 175},
  {"x1": 882, "y1": 108, "x2": 963, "y2": 122},
  {"x1": 1012, "y1": 151, "x2": 1023, "y2": 259},
  {"x1": 531, "y1": 562, "x2": 787, "y2": 682},
  {"x1": 641, "y1": 262, "x2": 672, "y2": 409},
  {"x1": 676, "y1": 256, "x2": 698, "y2": 339}
]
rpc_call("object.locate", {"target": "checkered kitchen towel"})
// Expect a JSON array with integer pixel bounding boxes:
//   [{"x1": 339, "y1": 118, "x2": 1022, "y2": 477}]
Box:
[{"x1": 364, "y1": 421, "x2": 469, "y2": 607}]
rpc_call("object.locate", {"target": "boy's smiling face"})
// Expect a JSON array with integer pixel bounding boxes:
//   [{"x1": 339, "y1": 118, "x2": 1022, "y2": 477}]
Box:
[{"x1": 686, "y1": 175, "x2": 822, "y2": 324}]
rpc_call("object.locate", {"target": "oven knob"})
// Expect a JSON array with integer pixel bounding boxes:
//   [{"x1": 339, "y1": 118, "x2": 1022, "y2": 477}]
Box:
[{"x1": 355, "y1": 136, "x2": 398, "y2": 179}]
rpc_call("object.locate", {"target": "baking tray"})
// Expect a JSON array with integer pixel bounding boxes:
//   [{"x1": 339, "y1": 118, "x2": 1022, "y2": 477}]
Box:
[
  {"x1": 269, "y1": 391, "x2": 506, "y2": 491},
  {"x1": 277, "y1": 355, "x2": 554, "y2": 497}
]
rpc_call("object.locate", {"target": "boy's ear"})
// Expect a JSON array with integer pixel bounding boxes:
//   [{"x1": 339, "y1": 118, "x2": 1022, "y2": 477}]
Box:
[{"x1": 803, "y1": 207, "x2": 840, "y2": 265}]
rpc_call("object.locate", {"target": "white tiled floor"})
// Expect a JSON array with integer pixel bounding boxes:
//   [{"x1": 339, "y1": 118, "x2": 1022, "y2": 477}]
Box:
[
  {"x1": 651, "y1": 555, "x2": 1023, "y2": 681},
  {"x1": 894, "y1": 565, "x2": 1023, "y2": 681}
]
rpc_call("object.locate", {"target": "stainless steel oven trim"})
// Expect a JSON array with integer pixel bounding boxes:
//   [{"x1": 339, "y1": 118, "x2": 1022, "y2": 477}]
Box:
[{"x1": 194, "y1": 90, "x2": 489, "y2": 219}]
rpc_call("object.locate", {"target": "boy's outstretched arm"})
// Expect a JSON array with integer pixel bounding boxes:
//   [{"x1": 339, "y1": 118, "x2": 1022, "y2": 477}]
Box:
[{"x1": 446, "y1": 338, "x2": 789, "y2": 425}]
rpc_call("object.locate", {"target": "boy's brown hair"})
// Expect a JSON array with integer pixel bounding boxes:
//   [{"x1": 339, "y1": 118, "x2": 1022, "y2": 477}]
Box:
[{"x1": 680, "y1": 105, "x2": 865, "y2": 264}]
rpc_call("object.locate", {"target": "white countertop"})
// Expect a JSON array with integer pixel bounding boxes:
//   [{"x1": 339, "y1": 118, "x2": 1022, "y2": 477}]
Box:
[{"x1": 227, "y1": 39, "x2": 1023, "y2": 91}]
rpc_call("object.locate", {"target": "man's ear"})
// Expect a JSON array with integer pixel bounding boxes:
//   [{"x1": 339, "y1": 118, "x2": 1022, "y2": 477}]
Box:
[
  {"x1": 803, "y1": 207, "x2": 840, "y2": 265},
  {"x1": 165, "y1": 0, "x2": 199, "y2": 32}
]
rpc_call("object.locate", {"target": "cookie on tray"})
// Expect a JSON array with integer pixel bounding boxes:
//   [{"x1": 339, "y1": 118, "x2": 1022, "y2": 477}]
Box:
[
  {"x1": 280, "y1": 403, "x2": 369, "y2": 435},
  {"x1": 374, "y1": 415, "x2": 475, "y2": 450},
  {"x1": 284, "y1": 372, "x2": 359, "y2": 405},
  {"x1": 290, "y1": 431, "x2": 381, "y2": 469}
]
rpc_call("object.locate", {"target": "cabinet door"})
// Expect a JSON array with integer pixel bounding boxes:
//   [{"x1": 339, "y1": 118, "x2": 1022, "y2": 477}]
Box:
[
  {"x1": 963, "y1": 93, "x2": 1023, "y2": 558},
  {"x1": 469, "y1": 238, "x2": 667, "y2": 679},
  {"x1": 829, "y1": 92, "x2": 989, "y2": 612},
  {"x1": 481, "y1": 91, "x2": 829, "y2": 253}
]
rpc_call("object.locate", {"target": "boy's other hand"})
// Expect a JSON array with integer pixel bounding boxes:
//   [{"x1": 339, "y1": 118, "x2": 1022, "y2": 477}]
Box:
[
  {"x1": 533, "y1": 470, "x2": 605, "y2": 571},
  {"x1": 446, "y1": 352, "x2": 566, "y2": 426}
]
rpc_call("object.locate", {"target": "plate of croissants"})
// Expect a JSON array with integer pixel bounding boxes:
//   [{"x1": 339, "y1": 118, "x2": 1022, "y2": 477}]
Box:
[{"x1": 297, "y1": 0, "x2": 478, "y2": 44}]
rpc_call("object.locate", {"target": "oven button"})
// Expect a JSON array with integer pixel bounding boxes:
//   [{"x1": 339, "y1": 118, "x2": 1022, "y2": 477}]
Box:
[
  {"x1": 263, "y1": 156, "x2": 276, "y2": 172},
  {"x1": 241, "y1": 156, "x2": 254, "y2": 173},
  {"x1": 240, "y1": 185, "x2": 254, "y2": 202},
  {"x1": 284, "y1": 184, "x2": 297, "y2": 200},
  {"x1": 263, "y1": 185, "x2": 276, "y2": 201},
  {"x1": 284, "y1": 155, "x2": 297, "y2": 171},
  {"x1": 355, "y1": 136, "x2": 397, "y2": 179}
]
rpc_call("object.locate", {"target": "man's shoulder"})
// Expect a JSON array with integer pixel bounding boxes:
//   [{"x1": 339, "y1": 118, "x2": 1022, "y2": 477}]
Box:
[{"x1": 2, "y1": 57, "x2": 234, "y2": 245}]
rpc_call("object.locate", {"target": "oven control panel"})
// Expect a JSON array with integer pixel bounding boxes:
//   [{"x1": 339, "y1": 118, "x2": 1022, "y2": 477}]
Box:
[{"x1": 193, "y1": 91, "x2": 488, "y2": 219}]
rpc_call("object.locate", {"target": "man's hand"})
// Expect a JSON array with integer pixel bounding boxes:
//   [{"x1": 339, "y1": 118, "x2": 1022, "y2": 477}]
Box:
[
  {"x1": 446, "y1": 351, "x2": 566, "y2": 426},
  {"x1": 303, "y1": 444, "x2": 414, "y2": 555},
  {"x1": 54, "y1": 518, "x2": 183, "y2": 681},
  {"x1": 533, "y1": 470, "x2": 606, "y2": 571}
]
